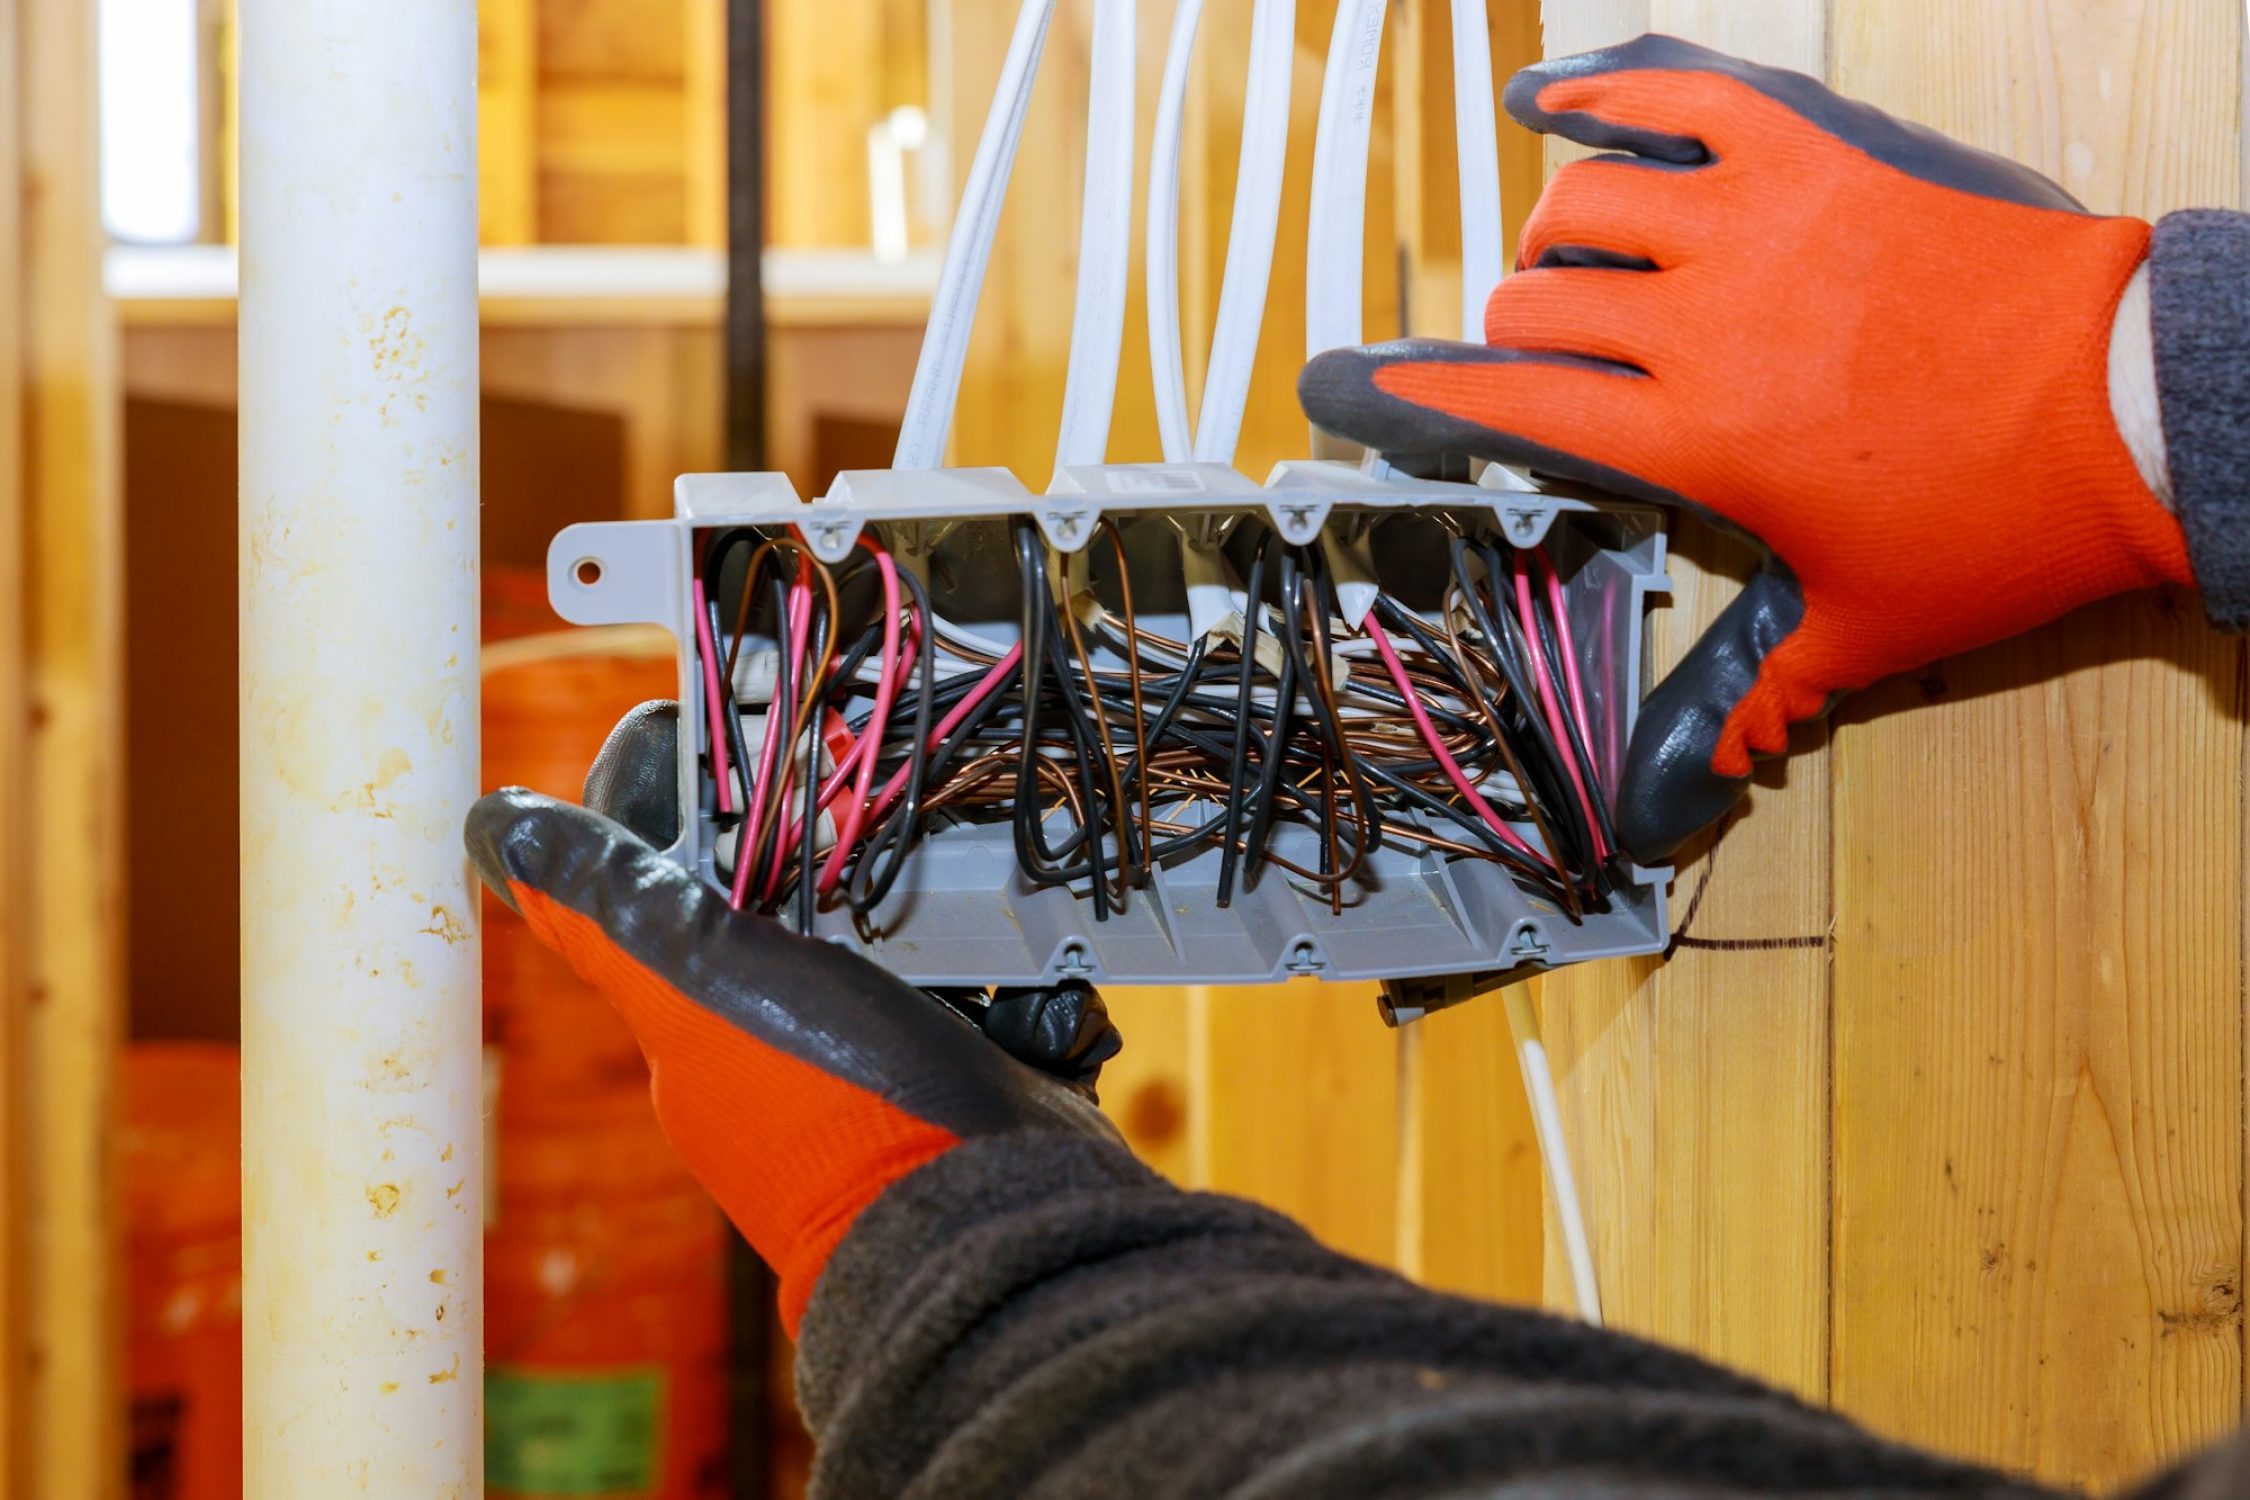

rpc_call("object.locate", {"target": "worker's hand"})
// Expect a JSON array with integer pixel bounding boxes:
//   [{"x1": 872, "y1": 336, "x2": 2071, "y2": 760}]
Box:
[
  {"x1": 468, "y1": 702, "x2": 1121, "y2": 1333},
  {"x1": 1300, "y1": 34, "x2": 2191, "y2": 862}
]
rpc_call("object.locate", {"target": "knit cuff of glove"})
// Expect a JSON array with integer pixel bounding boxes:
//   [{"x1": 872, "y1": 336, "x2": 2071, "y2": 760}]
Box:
[{"x1": 2151, "y1": 208, "x2": 2250, "y2": 630}]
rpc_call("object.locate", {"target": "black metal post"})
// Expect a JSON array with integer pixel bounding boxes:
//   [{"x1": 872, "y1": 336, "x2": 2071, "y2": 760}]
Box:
[{"x1": 723, "y1": 1, "x2": 773, "y2": 1495}]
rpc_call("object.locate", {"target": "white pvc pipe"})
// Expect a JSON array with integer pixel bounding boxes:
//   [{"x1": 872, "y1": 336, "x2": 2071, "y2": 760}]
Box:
[{"x1": 238, "y1": 2, "x2": 484, "y2": 1494}]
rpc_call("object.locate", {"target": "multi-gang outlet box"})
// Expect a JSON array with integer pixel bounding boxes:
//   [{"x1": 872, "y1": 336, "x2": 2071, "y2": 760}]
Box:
[{"x1": 546, "y1": 459, "x2": 1672, "y2": 993}]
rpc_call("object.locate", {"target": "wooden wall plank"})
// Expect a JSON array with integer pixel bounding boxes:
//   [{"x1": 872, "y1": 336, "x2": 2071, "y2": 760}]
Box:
[
  {"x1": 1826, "y1": 4, "x2": 2245, "y2": 1487},
  {"x1": 1532, "y1": 0, "x2": 1834, "y2": 1400},
  {"x1": 680, "y1": 0, "x2": 725, "y2": 248},
  {"x1": 0, "y1": 2, "x2": 24, "y2": 1483},
  {"x1": 768, "y1": 0, "x2": 884, "y2": 249},
  {"x1": 1098, "y1": 988, "x2": 1196, "y2": 1186},
  {"x1": 539, "y1": 0, "x2": 687, "y2": 79},
  {"x1": 1399, "y1": 1002, "x2": 1543, "y2": 1304},
  {"x1": 15, "y1": 0, "x2": 123, "y2": 1491},
  {"x1": 1195, "y1": 982, "x2": 1401, "y2": 1264},
  {"x1": 479, "y1": 0, "x2": 541, "y2": 245}
]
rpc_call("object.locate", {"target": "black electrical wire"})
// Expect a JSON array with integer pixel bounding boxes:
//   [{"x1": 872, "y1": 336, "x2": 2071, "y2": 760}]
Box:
[
  {"x1": 1455, "y1": 537, "x2": 1602, "y2": 885},
  {"x1": 1010, "y1": 523, "x2": 1113, "y2": 916},
  {"x1": 1215, "y1": 531, "x2": 1276, "y2": 908},
  {"x1": 702, "y1": 530, "x2": 763, "y2": 834},
  {"x1": 1239, "y1": 551, "x2": 1303, "y2": 888}
]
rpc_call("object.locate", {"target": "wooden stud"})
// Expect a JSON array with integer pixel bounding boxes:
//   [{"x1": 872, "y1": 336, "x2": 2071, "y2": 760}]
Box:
[
  {"x1": 0, "y1": 3, "x2": 24, "y2": 1485},
  {"x1": 1826, "y1": 3, "x2": 2245, "y2": 1486},
  {"x1": 1195, "y1": 982, "x2": 1402, "y2": 1265},
  {"x1": 479, "y1": 0, "x2": 541, "y2": 245},
  {"x1": 681, "y1": 0, "x2": 726, "y2": 248},
  {"x1": 768, "y1": 0, "x2": 885, "y2": 249},
  {"x1": 15, "y1": 0, "x2": 124, "y2": 1492}
]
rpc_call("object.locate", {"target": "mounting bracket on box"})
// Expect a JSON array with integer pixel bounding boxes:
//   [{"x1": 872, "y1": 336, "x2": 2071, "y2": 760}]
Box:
[{"x1": 547, "y1": 459, "x2": 1673, "y2": 991}]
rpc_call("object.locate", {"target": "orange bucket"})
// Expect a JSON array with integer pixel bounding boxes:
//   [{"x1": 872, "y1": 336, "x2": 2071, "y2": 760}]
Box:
[{"x1": 123, "y1": 1044, "x2": 242, "y2": 1500}]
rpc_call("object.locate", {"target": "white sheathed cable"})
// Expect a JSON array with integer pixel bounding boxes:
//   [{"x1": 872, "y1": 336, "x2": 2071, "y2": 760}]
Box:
[
  {"x1": 1501, "y1": 987, "x2": 1603, "y2": 1327},
  {"x1": 1451, "y1": 0, "x2": 1504, "y2": 341},
  {"x1": 1192, "y1": 0, "x2": 1296, "y2": 465},
  {"x1": 894, "y1": 0, "x2": 1057, "y2": 470},
  {"x1": 1054, "y1": 0, "x2": 1138, "y2": 473},
  {"x1": 1304, "y1": 0, "x2": 1387, "y2": 358},
  {"x1": 1146, "y1": 0, "x2": 1205, "y2": 462}
]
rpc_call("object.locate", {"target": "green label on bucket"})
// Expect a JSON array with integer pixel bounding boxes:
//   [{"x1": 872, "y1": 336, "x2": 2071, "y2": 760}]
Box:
[{"x1": 487, "y1": 1366, "x2": 663, "y2": 1496}]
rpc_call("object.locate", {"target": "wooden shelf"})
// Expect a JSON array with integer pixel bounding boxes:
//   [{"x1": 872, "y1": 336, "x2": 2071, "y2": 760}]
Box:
[{"x1": 106, "y1": 243, "x2": 936, "y2": 328}]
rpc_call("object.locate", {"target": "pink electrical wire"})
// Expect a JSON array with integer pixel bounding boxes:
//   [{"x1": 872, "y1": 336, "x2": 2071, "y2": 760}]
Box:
[
  {"x1": 1365, "y1": 618, "x2": 1546, "y2": 863},
  {"x1": 762, "y1": 639, "x2": 1024, "y2": 881},
  {"x1": 1536, "y1": 548, "x2": 1599, "y2": 758},
  {"x1": 813, "y1": 540, "x2": 905, "y2": 895},
  {"x1": 866, "y1": 643, "x2": 1021, "y2": 823},
  {"x1": 692, "y1": 578, "x2": 735, "y2": 817},
  {"x1": 1511, "y1": 552, "x2": 1607, "y2": 862},
  {"x1": 1537, "y1": 547, "x2": 1615, "y2": 862}
]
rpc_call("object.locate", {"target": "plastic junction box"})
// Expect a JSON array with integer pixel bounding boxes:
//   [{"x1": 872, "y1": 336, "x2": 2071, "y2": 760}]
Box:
[{"x1": 547, "y1": 459, "x2": 1673, "y2": 994}]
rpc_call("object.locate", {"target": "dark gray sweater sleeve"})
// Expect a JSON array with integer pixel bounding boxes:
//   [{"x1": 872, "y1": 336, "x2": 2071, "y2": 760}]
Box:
[
  {"x1": 2151, "y1": 209, "x2": 2250, "y2": 629},
  {"x1": 794, "y1": 1131, "x2": 2109, "y2": 1499}
]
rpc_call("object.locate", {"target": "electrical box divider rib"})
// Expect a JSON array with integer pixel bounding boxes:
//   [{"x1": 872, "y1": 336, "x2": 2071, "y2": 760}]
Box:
[{"x1": 547, "y1": 459, "x2": 1672, "y2": 993}]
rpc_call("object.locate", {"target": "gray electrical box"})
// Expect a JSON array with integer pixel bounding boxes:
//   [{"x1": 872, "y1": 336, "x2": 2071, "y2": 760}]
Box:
[{"x1": 546, "y1": 460, "x2": 1671, "y2": 991}]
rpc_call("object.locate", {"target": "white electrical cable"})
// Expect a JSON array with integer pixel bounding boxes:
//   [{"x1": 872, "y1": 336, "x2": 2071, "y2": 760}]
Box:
[
  {"x1": 1053, "y1": 0, "x2": 1138, "y2": 474},
  {"x1": 1501, "y1": 988, "x2": 1603, "y2": 1327},
  {"x1": 1146, "y1": 0, "x2": 1205, "y2": 463},
  {"x1": 1450, "y1": 0, "x2": 1504, "y2": 341},
  {"x1": 894, "y1": 0, "x2": 1057, "y2": 470},
  {"x1": 1192, "y1": 0, "x2": 1296, "y2": 465},
  {"x1": 1304, "y1": 0, "x2": 1387, "y2": 358}
]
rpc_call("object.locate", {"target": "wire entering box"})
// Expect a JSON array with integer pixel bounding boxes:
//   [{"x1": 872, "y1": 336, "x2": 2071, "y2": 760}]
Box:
[{"x1": 547, "y1": 458, "x2": 1671, "y2": 992}]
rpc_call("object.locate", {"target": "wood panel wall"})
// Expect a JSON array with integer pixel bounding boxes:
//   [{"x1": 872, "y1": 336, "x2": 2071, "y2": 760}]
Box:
[
  {"x1": 476, "y1": 0, "x2": 730, "y2": 245},
  {"x1": 948, "y1": 1, "x2": 2250, "y2": 1490},
  {"x1": 6, "y1": 0, "x2": 124, "y2": 1494}
]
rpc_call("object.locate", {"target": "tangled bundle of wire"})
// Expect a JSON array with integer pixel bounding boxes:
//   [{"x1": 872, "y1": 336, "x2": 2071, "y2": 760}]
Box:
[{"x1": 692, "y1": 515, "x2": 1623, "y2": 935}]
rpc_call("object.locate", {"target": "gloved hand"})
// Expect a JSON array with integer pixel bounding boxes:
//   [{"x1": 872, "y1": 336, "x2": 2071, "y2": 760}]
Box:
[
  {"x1": 1300, "y1": 34, "x2": 2191, "y2": 862},
  {"x1": 468, "y1": 701, "x2": 1122, "y2": 1333}
]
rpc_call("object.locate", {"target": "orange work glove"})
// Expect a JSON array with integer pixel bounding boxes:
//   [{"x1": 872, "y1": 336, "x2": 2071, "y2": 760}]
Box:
[
  {"x1": 1300, "y1": 35, "x2": 2191, "y2": 861},
  {"x1": 468, "y1": 705, "x2": 1120, "y2": 1333}
]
